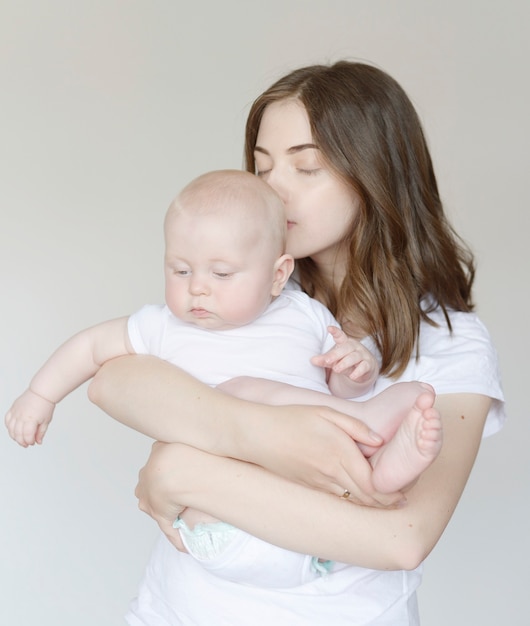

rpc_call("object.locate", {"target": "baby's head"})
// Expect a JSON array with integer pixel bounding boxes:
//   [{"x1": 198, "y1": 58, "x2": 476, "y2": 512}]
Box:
[{"x1": 164, "y1": 170, "x2": 294, "y2": 330}]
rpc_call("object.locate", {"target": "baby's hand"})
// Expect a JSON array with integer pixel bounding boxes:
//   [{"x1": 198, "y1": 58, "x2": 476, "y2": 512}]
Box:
[
  {"x1": 5, "y1": 389, "x2": 55, "y2": 447},
  {"x1": 311, "y1": 326, "x2": 379, "y2": 384}
]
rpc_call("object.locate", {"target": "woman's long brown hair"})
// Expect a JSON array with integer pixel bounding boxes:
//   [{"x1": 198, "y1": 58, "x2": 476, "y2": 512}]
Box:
[{"x1": 245, "y1": 61, "x2": 475, "y2": 378}]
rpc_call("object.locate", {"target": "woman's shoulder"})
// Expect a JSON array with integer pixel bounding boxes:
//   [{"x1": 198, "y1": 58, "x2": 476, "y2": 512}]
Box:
[
  {"x1": 419, "y1": 307, "x2": 494, "y2": 353},
  {"x1": 417, "y1": 306, "x2": 500, "y2": 379},
  {"x1": 359, "y1": 305, "x2": 506, "y2": 437},
  {"x1": 412, "y1": 306, "x2": 505, "y2": 435}
]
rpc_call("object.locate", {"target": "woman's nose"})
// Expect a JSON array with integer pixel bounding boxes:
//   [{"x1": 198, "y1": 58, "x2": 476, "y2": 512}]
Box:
[{"x1": 264, "y1": 169, "x2": 289, "y2": 205}]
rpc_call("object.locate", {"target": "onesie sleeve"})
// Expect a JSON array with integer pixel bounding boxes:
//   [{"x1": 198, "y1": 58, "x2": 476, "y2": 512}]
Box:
[{"x1": 127, "y1": 304, "x2": 168, "y2": 357}]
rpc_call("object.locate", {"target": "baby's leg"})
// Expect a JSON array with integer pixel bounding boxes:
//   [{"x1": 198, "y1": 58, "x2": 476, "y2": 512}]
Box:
[
  {"x1": 219, "y1": 377, "x2": 442, "y2": 493},
  {"x1": 219, "y1": 378, "x2": 431, "y2": 447},
  {"x1": 368, "y1": 391, "x2": 443, "y2": 493}
]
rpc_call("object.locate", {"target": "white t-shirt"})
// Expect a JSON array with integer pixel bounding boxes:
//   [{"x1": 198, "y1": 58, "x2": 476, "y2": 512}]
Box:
[{"x1": 126, "y1": 297, "x2": 505, "y2": 626}]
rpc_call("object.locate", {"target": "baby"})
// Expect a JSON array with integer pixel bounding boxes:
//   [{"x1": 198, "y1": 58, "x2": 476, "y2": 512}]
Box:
[{"x1": 6, "y1": 169, "x2": 441, "y2": 583}]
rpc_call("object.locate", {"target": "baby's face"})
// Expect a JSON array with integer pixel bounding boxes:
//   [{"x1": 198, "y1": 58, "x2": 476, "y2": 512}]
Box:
[{"x1": 164, "y1": 210, "x2": 281, "y2": 330}]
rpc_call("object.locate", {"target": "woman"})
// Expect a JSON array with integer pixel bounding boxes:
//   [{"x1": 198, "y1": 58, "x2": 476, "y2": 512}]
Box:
[{"x1": 89, "y1": 61, "x2": 505, "y2": 625}]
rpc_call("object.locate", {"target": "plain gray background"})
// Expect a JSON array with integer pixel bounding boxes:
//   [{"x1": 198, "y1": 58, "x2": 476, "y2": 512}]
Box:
[{"x1": 1, "y1": 1, "x2": 528, "y2": 624}]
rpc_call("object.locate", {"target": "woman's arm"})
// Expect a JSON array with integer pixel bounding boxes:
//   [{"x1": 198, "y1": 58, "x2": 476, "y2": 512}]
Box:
[
  {"x1": 88, "y1": 354, "x2": 390, "y2": 504},
  {"x1": 135, "y1": 393, "x2": 490, "y2": 571}
]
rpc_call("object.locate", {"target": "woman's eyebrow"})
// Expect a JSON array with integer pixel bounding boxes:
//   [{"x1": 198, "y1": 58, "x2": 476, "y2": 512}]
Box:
[{"x1": 254, "y1": 143, "x2": 319, "y2": 155}]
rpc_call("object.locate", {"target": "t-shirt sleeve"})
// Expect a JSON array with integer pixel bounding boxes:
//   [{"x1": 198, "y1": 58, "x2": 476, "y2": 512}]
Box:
[
  {"x1": 418, "y1": 313, "x2": 501, "y2": 394},
  {"x1": 399, "y1": 310, "x2": 505, "y2": 437},
  {"x1": 420, "y1": 313, "x2": 506, "y2": 436}
]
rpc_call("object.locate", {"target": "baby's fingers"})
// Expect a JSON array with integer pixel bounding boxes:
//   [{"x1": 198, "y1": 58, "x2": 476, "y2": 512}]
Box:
[
  {"x1": 17, "y1": 419, "x2": 39, "y2": 447},
  {"x1": 35, "y1": 422, "x2": 49, "y2": 445},
  {"x1": 313, "y1": 327, "x2": 353, "y2": 363},
  {"x1": 346, "y1": 359, "x2": 371, "y2": 381},
  {"x1": 310, "y1": 353, "x2": 329, "y2": 368},
  {"x1": 8, "y1": 415, "x2": 39, "y2": 447},
  {"x1": 312, "y1": 343, "x2": 355, "y2": 369},
  {"x1": 5, "y1": 411, "x2": 22, "y2": 446},
  {"x1": 327, "y1": 325, "x2": 348, "y2": 344}
]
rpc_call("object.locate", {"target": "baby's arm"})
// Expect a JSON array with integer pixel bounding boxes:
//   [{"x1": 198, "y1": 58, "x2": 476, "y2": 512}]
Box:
[
  {"x1": 311, "y1": 326, "x2": 379, "y2": 398},
  {"x1": 5, "y1": 317, "x2": 133, "y2": 447}
]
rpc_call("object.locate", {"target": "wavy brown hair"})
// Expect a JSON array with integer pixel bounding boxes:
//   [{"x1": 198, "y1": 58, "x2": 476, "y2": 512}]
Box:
[{"x1": 245, "y1": 61, "x2": 475, "y2": 378}]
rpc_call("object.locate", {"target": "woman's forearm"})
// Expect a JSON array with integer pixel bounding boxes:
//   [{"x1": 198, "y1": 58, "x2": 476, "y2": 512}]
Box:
[
  {"x1": 138, "y1": 393, "x2": 490, "y2": 570},
  {"x1": 88, "y1": 355, "x2": 251, "y2": 452},
  {"x1": 88, "y1": 354, "x2": 385, "y2": 500},
  {"x1": 140, "y1": 442, "x2": 404, "y2": 569}
]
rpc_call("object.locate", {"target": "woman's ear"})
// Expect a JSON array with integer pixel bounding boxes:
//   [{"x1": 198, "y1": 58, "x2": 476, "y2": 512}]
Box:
[{"x1": 271, "y1": 254, "x2": 295, "y2": 296}]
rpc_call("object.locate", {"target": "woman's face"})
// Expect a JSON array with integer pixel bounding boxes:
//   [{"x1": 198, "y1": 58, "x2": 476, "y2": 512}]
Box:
[{"x1": 254, "y1": 99, "x2": 360, "y2": 276}]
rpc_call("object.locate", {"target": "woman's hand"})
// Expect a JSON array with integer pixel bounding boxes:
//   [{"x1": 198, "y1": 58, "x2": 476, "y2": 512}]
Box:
[
  {"x1": 222, "y1": 401, "x2": 403, "y2": 507},
  {"x1": 217, "y1": 377, "x2": 401, "y2": 507},
  {"x1": 135, "y1": 442, "x2": 189, "y2": 551}
]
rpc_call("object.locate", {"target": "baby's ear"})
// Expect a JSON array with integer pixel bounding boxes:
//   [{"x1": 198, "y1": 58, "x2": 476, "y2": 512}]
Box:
[{"x1": 271, "y1": 254, "x2": 295, "y2": 296}]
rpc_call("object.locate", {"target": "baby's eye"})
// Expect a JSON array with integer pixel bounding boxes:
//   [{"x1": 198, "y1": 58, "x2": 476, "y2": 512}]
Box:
[
  {"x1": 214, "y1": 272, "x2": 234, "y2": 279},
  {"x1": 174, "y1": 269, "x2": 190, "y2": 276}
]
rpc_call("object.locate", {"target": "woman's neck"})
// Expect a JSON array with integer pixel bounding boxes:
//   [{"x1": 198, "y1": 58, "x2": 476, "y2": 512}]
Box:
[
  {"x1": 311, "y1": 250, "x2": 347, "y2": 289},
  {"x1": 311, "y1": 255, "x2": 365, "y2": 340}
]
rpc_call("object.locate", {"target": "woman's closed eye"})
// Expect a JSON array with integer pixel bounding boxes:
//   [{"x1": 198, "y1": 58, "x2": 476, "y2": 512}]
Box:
[{"x1": 297, "y1": 167, "x2": 321, "y2": 175}]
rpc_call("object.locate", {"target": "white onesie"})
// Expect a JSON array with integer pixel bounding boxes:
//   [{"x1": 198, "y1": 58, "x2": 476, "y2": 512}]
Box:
[{"x1": 128, "y1": 289, "x2": 342, "y2": 584}]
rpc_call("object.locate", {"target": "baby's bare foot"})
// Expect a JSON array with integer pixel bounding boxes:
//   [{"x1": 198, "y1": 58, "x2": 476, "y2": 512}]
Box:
[
  {"x1": 355, "y1": 381, "x2": 435, "y2": 457},
  {"x1": 369, "y1": 392, "x2": 443, "y2": 493}
]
